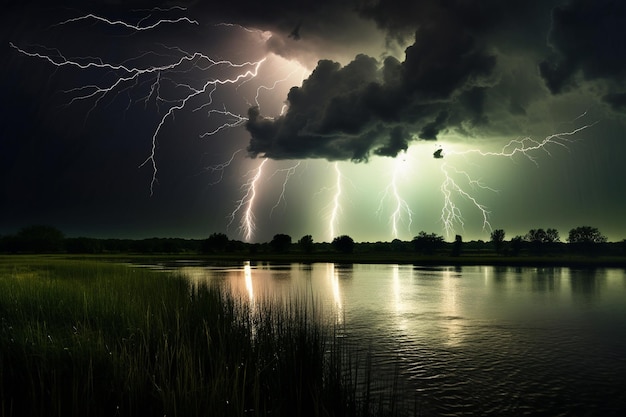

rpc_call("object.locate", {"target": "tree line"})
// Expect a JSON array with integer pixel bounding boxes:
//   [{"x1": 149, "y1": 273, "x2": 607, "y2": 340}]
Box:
[
  {"x1": 1, "y1": 224, "x2": 624, "y2": 257},
  {"x1": 0, "y1": 225, "x2": 202, "y2": 254}
]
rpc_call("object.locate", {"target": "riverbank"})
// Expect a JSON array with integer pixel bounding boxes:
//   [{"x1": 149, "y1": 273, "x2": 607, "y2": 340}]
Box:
[
  {"x1": 36, "y1": 252, "x2": 626, "y2": 268},
  {"x1": 0, "y1": 257, "x2": 403, "y2": 417}
]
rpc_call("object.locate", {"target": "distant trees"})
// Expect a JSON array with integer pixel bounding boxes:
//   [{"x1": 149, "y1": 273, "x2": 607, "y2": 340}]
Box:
[
  {"x1": 451, "y1": 234, "x2": 463, "y2": 257},
  {"x1": 332, "y1": 235, "x2": 355, "y2": 254},
  {"x1": 490, "y1": 229, "x2": 505, "y2": 254},
  {"x1": 298, "y1": 235, "x2": 314, "y2": 253},
  {"x1": 202, "y1": 233, "x2": 229, "y2": 253},
  {"x1": 270, "y1": 234, "x2": 292, "y2": 253},
  {"x1": 567, "y1": 226, "x2": 607, "y2": 255},
  {"x1": 510, "y1": 236, "x2": 524, "y2": 256},
  {"x1": 524, "y1": 228, "x2": 560, "y2": 255},
  {"x1": 546, "y1": 228, "x2": 560, "y2": 243},
  {"x1": 524, "y1": 228, "x2": 560, "y2": 243},
  {"x1": 412, "y1": 231, "x2": 444, "y2": 255},
  {"x1": 0, "y1": 224, "x2": 620, "y2": 257},
  {"x1": 568, "y1": 226, "x2": 607, "y2": 244},
  {"x1": 390, "y1": 239, "x2": 409, "y2": 252},
  {"x1": 2, "y1": 225, "x2": 65, "y2": 253}
]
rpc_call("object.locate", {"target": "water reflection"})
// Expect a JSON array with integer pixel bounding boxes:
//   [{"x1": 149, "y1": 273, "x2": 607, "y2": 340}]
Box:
[
  {"x1": 391, "y1": 264, "x2": 401, "y2": 314},
  {"x1": 244, "y1": 261, "x2": 254, "y2": 303},
  {"x1": 164, "y1": 263, "x2": 626, "y2": 416},
  {"x1": 327, "y1": 263, "x2": 343, "y2": 323},
  {"x1": 391, "y1": 264, "x2": 410, "y2": 335},
  {"x1": 569, "y1": 268, "x2": 605, "y2": 301},
  {"x1": 441, "y1": 267, "x2": 463, "y2": 347}
]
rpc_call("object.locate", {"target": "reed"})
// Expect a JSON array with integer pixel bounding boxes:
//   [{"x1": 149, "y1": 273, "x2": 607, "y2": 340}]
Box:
[{"x1": 0, "y1": 257, "x2": 408, "y2": 417}]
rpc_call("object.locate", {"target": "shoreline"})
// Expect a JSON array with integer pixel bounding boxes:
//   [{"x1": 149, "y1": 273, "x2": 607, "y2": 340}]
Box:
[{"x1": 11, "y1": 253, "x2": 624, "y2": 268}]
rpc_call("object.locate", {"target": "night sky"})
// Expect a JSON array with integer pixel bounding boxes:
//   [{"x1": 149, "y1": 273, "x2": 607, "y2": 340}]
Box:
[{"x1": 2, "y1": 0, "x2": 625, "y2": 243}]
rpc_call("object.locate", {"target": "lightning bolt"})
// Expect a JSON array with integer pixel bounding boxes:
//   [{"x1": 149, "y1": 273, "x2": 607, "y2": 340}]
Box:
[
  {"x1": 376, "y1": 153, "x2": 413, "y2": 239},
  {"x1": 437, "y1": 122, "x2": 595, "y2": 238},
  {"x1": 10, "y1": 10, "x2": 270, "y2": 196},
  {"x1": 12, "y1": 8, "x2": 598, "y2": 243},
  {"x1": 49, "y1": 12, "x2": 199, "y2": 31},
  {"x1": 227, "y1": 159, "x2": 268, "y2": 242},
  {"x1": 439, "y1": 162, "x2": 494, "y2": 238},
  {"x1": 447, "y1": 124, "x2": 595, "y2": 164},
  {"x1": 194, "y1": 81, "x2": 249, "y2": 137},
  {"x1": 203, "y1": 149, "x2": 243, "y2": 185},
  {"x1": 329, "y1": 162, "x2": 343, "y2": 241},
  {"x1": 252, "y1": 68, "x2": 302, "y2": 110},
  {"x1": 139, "y1": 57, "x2": 266, "y2": 195},
  {"x1": 269, "y1": 162, "x2": 301, "y2": 217}
]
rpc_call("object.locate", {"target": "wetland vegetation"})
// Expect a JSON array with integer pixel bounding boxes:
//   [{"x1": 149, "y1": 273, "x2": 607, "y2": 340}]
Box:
[{"x1": 0, "y1": 256, "x2": 405, "y2": 417}]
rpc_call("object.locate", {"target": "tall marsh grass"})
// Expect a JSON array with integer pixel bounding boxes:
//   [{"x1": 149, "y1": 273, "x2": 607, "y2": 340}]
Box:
[{"x1": 0, "y1": 257, "x2": 407, "y2": 417}]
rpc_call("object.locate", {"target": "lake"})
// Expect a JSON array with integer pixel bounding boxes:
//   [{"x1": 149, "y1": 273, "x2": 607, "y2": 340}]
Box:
[{"x1": 153, "y1": 261, "x2": 626, "y2": 416}]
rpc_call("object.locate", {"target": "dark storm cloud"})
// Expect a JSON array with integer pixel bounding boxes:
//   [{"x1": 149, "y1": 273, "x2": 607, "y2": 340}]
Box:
[
  {"x1": 246, "y1": 25, "x2": 496, "y2": 161},
  {"x1": 238, "y1": 0, "x2": 626, "y2": 161},
  {"x1": 246, "y1": 1, "x2": 503, "y2": 161},
  {"x1": 604, "y1": 93, "x2": 626, "y2": 111},
  {"x1": 539, "y1": 0, "x2": 626, "y2": 97}
]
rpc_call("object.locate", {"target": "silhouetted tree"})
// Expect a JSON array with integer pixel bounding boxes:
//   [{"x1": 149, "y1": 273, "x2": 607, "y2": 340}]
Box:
[
  {"x1": 510, "y1": 235, "x2": 524, "y2": 256},
  {"x1": 11, "y1": 225, "x2": 65, "y2": 253},
  {"x1": 390, "y1": 238, "x2": 409, "y2": 252},
  {"x1": 298, "y1": 235, "x2": 314, "y2": 253},
  {"x1": 568, "y1": 226, "x2": 607, "y2": 255},
  {"x1": 412, "y1": 231, "x2": 444, "y2": 255},
  {"x1": 270, "y1": 234, "x2": 292, "y2": 253},
  {"x1": 332, "y1": 235, "x2": 354, "y2": 254},
  {"x1": 202, "y1": 233, "x2": 229, "y2": 253},
  {"x1": 451, "y1": 234, "x2": 463, "y2": 257},
  {"x1": 525, "y1": 228, "x2": 560, "y2": 255},
  {"x1": 545, "y1": 228, "x2": 560, "y2": 243},
  {"x1": 490, "y1": 229, "x2": 505, "y2": 254},
  {"x1": 525, "y1": 229, "x2": 545, "y2": 255},
  {"x1": 568, "y1": 226, "x2": 607, "y2": 244}
]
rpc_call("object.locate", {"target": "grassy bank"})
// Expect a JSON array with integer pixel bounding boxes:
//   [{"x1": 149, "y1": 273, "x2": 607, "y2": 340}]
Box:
[
  {"x1": 57, "y1": 251, "x2": 626, "y2": 268},
  {"x1": 0, "y1": 257, "x2": 402, "y2": 417},
  {"x1": 199, "y1": 252, "x2": 626, "y2": 267}
]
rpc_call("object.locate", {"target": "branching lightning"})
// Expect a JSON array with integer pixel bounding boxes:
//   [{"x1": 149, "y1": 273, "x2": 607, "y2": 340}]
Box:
[
  {"x1": 269, "y1": 162, "x2": 301, "y2": 217},
  {"x1": 139, "y1": 57, "x2": 266, "y2": 195},
  {"x1": 437, "y1": 122, "x2": 595, "y2": 238},
  {"x1": 227, "y1": 159, "x2": 268, "y2": 242},
  {"x1": 329, "y1": 162, "x2": 343, "y2": 241},
  {"x1": 439, "y1": 162, "x2": 494, "y2": 238},
  {"x1": 252, "y1": 68, "x2": 302, "y2": 109},
  {"x1": 203, "y1": 149, "x2": 243, "y2": 185},
  {"x1": 10, "y1": 9, "x2": 271, "y2": 194},
  {"x1": 49, "y1": 12, "x2": 199, "y2": 31},
  {"x1": 10, "y1": 8, "x2": 310, "y2": 242},
  {"x1": 447, "y1": 124, "x2": 594, "y2": 165},
  {"x1": 10, "y1": 7, "x2": 598, "y2": 243},
  {"x1": 377, "y1": 153, "x2": 413, "y2": 239}
]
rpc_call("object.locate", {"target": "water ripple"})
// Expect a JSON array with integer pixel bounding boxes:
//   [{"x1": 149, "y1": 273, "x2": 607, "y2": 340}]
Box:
[{"x1": 173, "y1": 263, "x2": 626, "y2": 416}]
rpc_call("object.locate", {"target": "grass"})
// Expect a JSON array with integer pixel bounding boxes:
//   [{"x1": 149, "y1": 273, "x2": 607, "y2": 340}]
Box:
[{"x1": 0, "y1": 256, "x2": 407, "y2": 417}]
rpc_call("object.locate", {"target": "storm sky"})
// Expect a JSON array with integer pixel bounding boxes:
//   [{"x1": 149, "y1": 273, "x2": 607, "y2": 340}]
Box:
[{"x1": 2, "y1": 0, "x2": 626, "y2": 243}]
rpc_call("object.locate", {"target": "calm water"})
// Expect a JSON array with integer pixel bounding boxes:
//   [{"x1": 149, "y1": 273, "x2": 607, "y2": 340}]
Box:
[{"x1": 159, "y1": 262, "x2": 626, "y2": 416}]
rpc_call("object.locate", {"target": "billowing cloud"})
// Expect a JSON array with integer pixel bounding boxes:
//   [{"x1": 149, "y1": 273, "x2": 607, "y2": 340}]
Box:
[
  {"x1": 195, "y1": 0, "x2": 390, "y2": 68},
  {"x1": 539, "y1": 0, "x2": 626, "y2": 101},
  {"x1": 4, "y1": 0, "x2": 626, "y2": 243},
  {"x1": 245, "y1": 10, "x2": 497, "y2": 160},
  {"x1": 13, "y1": 0, "x2": 619, "y2": 165},
  {"x1": 238, "y1": 0, "x2": 626, "y2": 161}
]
